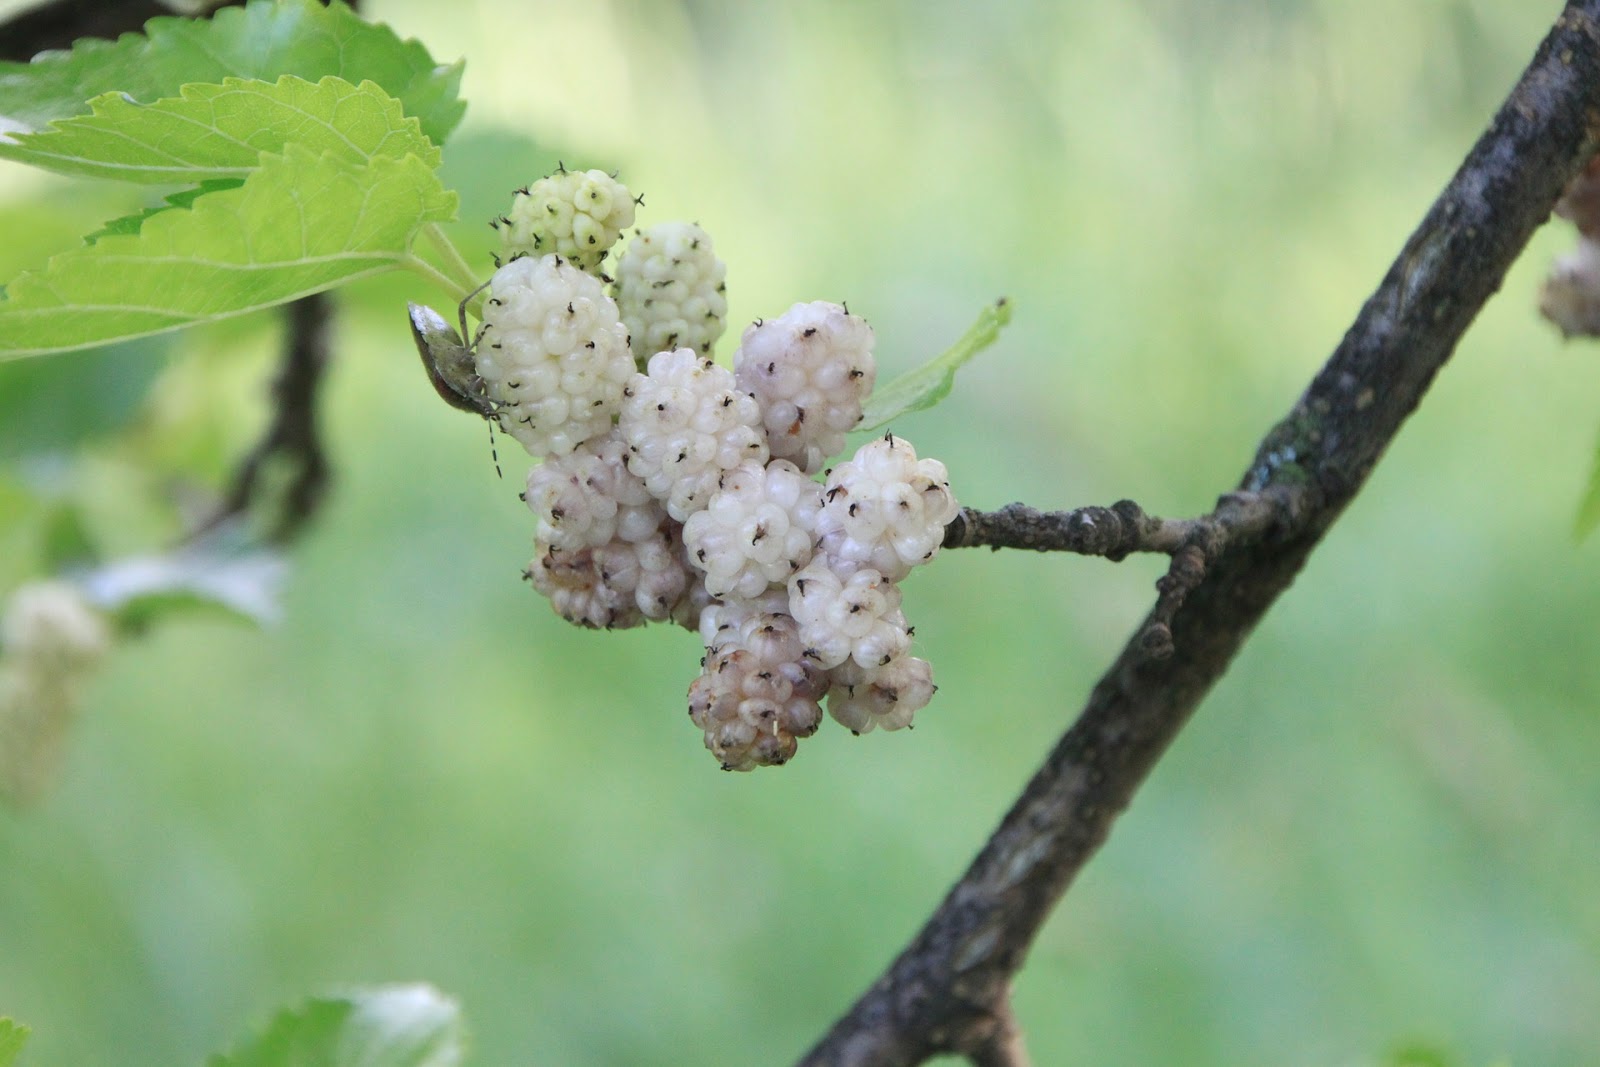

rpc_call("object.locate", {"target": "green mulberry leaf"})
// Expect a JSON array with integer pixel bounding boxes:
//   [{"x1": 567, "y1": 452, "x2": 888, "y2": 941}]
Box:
[
  {"x1": 0, "y1": 144, "x2": 456, "y2": 359},
  {"x1": 0, "y1": 76, "x2": 440, "y2": 183},
  {"x1": 0, "y1": 0, "x2": 465, "y2": 147}
]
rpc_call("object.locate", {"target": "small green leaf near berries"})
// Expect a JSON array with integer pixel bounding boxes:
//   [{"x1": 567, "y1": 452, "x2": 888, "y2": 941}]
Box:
[{"x1": 857, "y1": 297, "x2": 1012, "y2": 432}]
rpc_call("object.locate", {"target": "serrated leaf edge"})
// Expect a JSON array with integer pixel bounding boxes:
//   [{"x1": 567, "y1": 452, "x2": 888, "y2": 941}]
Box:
[{"x1": 0, "y1": 74, "x2": 440, "y2": 183}]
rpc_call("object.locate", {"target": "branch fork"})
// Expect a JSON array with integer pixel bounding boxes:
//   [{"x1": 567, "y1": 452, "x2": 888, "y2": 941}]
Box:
[{"x1": 945, "y1": 486, "x2": 1301, "y2": 659}]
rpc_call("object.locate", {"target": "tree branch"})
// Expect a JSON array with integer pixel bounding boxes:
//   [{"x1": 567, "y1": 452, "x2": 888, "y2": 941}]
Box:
[
  {"x1": 942, "y1": 500, "x2": 1195, "y2": 558},
  {"x1": 964, "y1": 990, "x2": 1031, "y2": 1067},
  {"x1": 798, "y1": 4, "x2": 1600, "y2": 1064},
  {"x1": 195, "y1": 292, "x2": 334, "y2": 543},
  {"x1": 944, "y1": 489, "x2": 1300, "y2": 660}
]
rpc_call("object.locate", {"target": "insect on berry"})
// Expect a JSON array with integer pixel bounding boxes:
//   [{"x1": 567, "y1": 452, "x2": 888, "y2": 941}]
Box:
[{"x1": 409, "y1": 302, "x2": 493, "y2": 418}]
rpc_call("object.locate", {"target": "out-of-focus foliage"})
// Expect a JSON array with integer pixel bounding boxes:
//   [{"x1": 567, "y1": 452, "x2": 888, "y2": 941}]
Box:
[
  {"x1": 0, "y1": 1019, "x2": 27, "y2": 1067},
  {"x1": 2, "y1": 1, "x2": 1598, "y2": 1065},
  {"x1": 207, "y1": 985, "x2": 463, "y2": 1067}
]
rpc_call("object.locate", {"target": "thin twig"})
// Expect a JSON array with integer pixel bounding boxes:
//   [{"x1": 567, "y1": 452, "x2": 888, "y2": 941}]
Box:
[
  {"x1": 942, "y1": 500, "x2": 1195, "y2": 558},
  {"x1": 797, "y1": 4, "x2": 1600, "y2": 1064},
  {"x1": 944, "y1": 490, "x2": 1298, "y2": 659}
]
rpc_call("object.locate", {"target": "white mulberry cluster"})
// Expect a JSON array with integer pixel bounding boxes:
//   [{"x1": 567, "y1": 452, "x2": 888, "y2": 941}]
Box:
[
  {"x1": 521, "y1": 390, "x2": 953, "y2": 763},
  {"x1": 686, "y1": 433, "x2": 953, "y2": 755},
  {"x1": 0, "y1": 581, "x2": 111, "y2": 806},
  {"x1": 618, "y1": 348, "x2": 768, "y2": 521},
  {"x1": 494, "y1": 167, "x2": 636, "y2": 273},
  {"x1": 454, "y1": 185, "x2": 963, "y2": 770},
  {"x1": 476, "y1": 254, "x2": 634, "y2": 457},
  {"x1": 666, "y1": 432, "x2": 953, "y2": 765},
  {"x1": 734, "y1": 302, "x2": 876, "y2": 475},
  {"x1": 613, "y1": 221, "x2": 729, "y2": 365}
]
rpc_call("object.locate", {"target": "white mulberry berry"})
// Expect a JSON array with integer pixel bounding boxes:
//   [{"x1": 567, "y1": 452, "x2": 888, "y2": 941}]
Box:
[
  {"x1": 0, "y1": 666, "x2": 75, "y2": 807},
  {"x1": 613, "y1": 222, "x2": 728, "y2": 365},
  {"x1": 0, "y1": 581, "x2": 111, "y2": 807},
  {"x1": 683, "y1": 460, "x2": 822, "y2": 601},
  {"x1": 1541, "y1": 238, "x2": 1600, "y2": 339},
  {"x1": 1, "y1": 582, "x2": 109, "y2": 673},
  {"x1": 618, "y1": 348, "x2": 769, "y2": 521},
  {"x1": 695, "y1": 587, "x2": 790, "y2": 647},
  {"x1": 476, "y1": 254, "x2": 634, "y2": 457},
  {"x1": 524, "y1": 431, "x2": 663, "y2": 551},
  {"x1": 526, "y1": 522, "x2": 690, "y2": 629},
  {"x1": 688, "y1": 608, "x2": 827, "y2": 771},
  {"x1": 827, "y1": 654, "x2": 935, "y2": 734},
  {"x1": 495, "y1": 168, "x2": 636, "y2": 273},
  {"x1": 734, "y1": 301, "x2": 876, "y2": 474},
  {"x1": 815, "y1": 434, "x2": 959, "y2": 581},
  {"x1": 787, "y1": 558, "x2": 910, "y2": 670},
  {"x1": 670, "y1": 570, "x2": 716, "y2": 635}
]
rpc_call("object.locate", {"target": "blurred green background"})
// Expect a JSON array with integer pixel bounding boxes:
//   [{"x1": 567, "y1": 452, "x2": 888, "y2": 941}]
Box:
[{"x1": 3, "y1": 0, "x2": 1599, "y2": 1064}]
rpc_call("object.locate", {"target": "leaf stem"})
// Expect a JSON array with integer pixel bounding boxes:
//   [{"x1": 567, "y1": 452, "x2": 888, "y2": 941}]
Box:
[
  {"x1": 400, "y1": 253, "x2": 471, "y2": 307},
  {"x1": 421, "y1": 223, "x2": 482, "y2": 292}
]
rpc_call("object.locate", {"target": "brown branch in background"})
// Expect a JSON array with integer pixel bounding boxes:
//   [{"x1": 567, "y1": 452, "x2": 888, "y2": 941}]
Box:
[
  {"x1": 798, "y1": 4, "x2": 1600, "y2": 1065},
  {"x1": 0, "y1": 0, "x2": 242, "y2": 61},
  {"x1": 200, "y1": 292, "x2": 334, "y2": 543}
]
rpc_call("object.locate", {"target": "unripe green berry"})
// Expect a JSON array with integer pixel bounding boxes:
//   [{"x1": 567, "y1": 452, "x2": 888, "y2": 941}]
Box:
[{"x1": 495, "y1": 167, "x2": 636, "y2": 274}]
